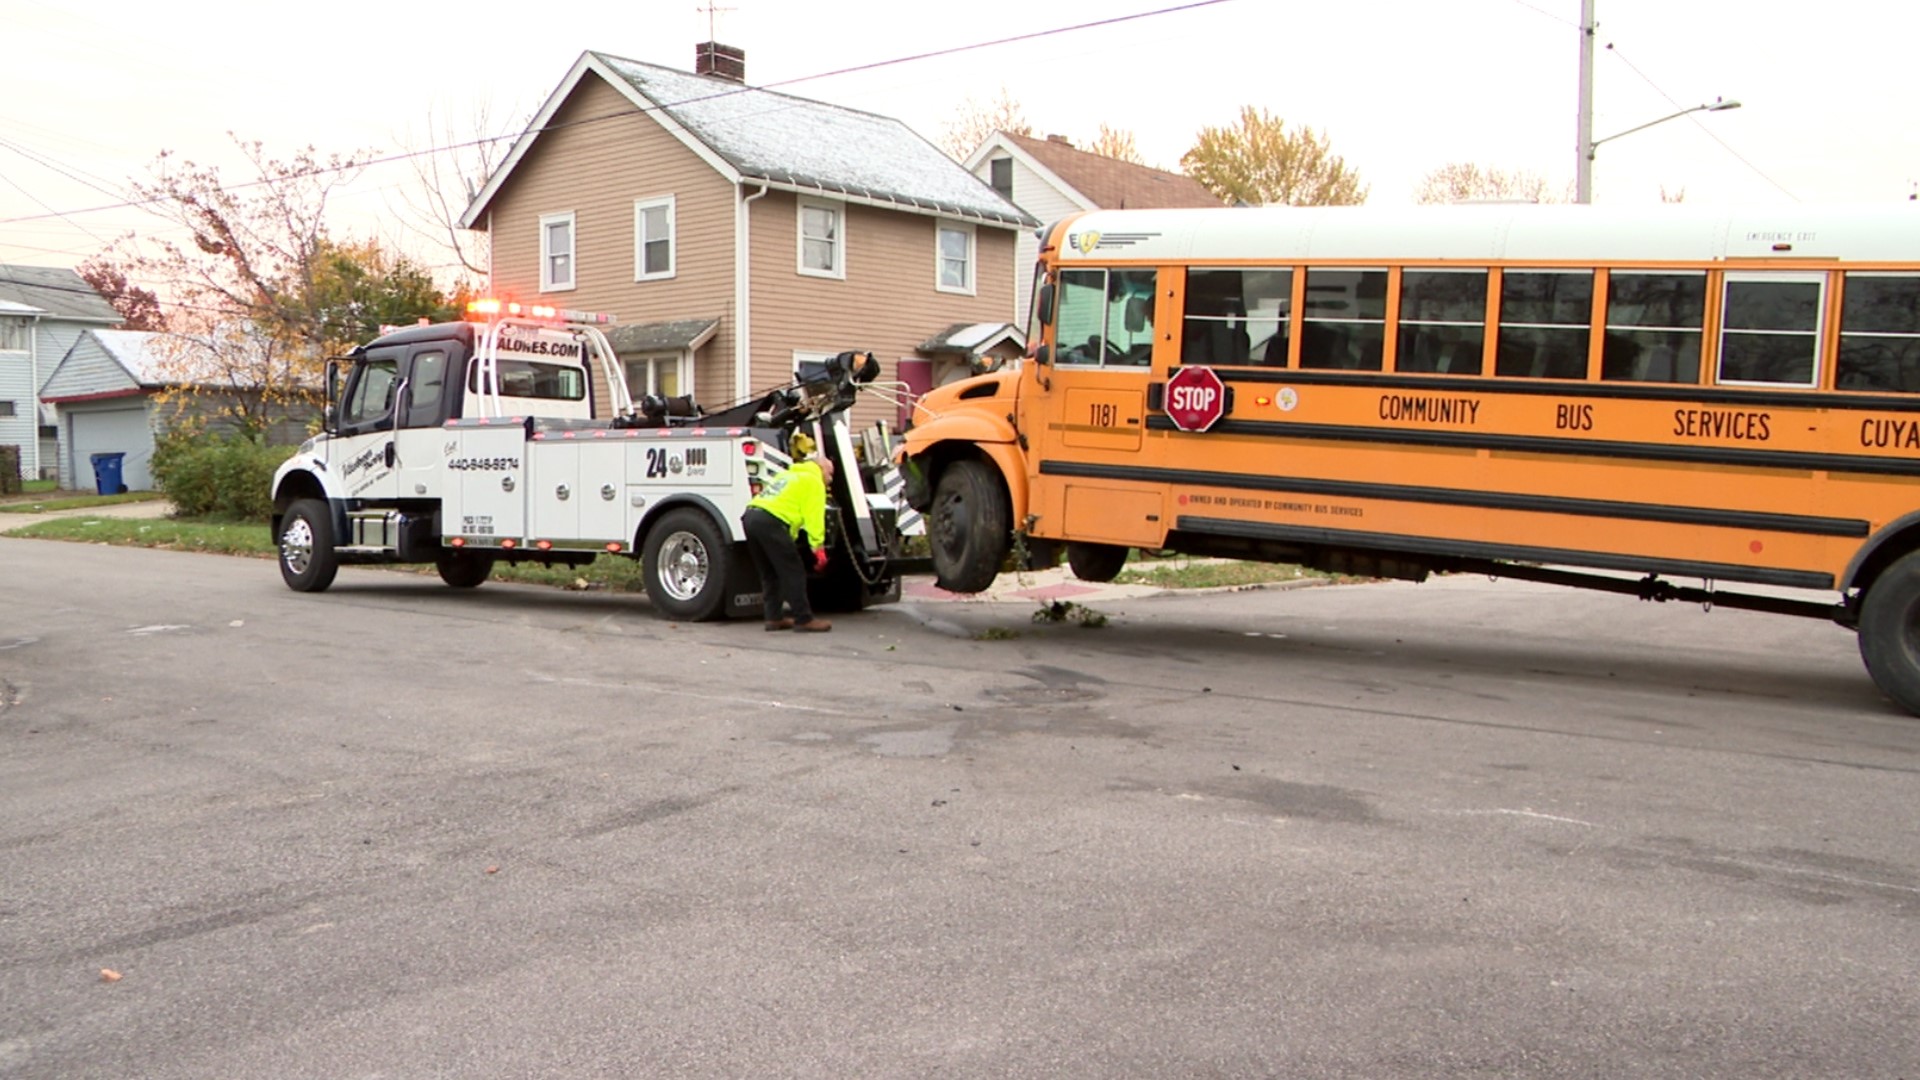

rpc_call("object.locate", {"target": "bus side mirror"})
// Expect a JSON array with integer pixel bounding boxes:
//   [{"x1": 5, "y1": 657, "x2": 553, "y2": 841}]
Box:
[
  {"x1": 1124, "y1": 295, "x2": 1149, "y2": 333},
  {"x1": 1036, "y1": 282, "x2": 1054, "y2": 325},
  {"x1": 1033, "y1": 343, "x2": 1053, "y2": 366}
]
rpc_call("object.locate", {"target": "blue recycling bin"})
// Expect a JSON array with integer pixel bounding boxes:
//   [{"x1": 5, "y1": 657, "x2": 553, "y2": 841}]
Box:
[{"x1": 90, "y1": 452, "x2": 127, "y2": 495}]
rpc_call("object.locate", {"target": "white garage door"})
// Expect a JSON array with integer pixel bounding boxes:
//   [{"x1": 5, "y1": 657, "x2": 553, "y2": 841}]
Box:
[{"x1": 69, "y1": 405, "x2": 156, "y2": 492}]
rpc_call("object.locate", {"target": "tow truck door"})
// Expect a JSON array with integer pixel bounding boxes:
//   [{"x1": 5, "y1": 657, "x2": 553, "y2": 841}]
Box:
[
  {"x1": 393, "y1": 343, "x2": 455, "y2": 500},
  {"x1": 334, "y1": 346, "x2": 405, "y2": 502}
]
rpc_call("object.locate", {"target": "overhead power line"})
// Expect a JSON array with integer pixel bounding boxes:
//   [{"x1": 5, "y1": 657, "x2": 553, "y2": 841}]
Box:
[{"x1": 0, "y1": 0, "x2": 1234, "y2": 228}]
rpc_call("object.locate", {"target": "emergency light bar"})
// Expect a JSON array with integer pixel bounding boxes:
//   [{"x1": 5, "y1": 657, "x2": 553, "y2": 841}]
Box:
[{"x1": 465, "y1": 298, "x2": 614, "y2": 324}]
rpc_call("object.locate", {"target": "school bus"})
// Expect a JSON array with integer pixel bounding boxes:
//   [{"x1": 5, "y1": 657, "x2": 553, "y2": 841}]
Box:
[{"x1": 896, "y1": 202, "x2": 1920, "y2": 714}]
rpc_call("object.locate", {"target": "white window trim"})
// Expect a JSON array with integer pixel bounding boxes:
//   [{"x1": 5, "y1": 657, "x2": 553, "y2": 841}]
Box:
[
  {"x1": 797, "y1": 198, "x2": 846, "y2": 281},
  {"x1": 540, "y1": 210, "x2": 576, "y2": 293},
  {"x1": 935, "y1": 220, "x2": 977, "y2": 296},
  {"x1": 633, "y1": 196, "x2": 676, "y2": 282},
  {"x1": 625, "y1": 352, "x2": 691, "y2": 399}
]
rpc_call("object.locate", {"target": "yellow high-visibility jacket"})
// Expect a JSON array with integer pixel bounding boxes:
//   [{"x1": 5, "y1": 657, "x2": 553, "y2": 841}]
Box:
[{"x1": 748, "y1": 460, "x2": 828, "y2": 552}]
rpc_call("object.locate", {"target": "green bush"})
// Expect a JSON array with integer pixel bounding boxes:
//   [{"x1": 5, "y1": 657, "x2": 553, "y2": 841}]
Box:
[{"x1": 150, "y1": 432, "x2": 295, "y2": 520}]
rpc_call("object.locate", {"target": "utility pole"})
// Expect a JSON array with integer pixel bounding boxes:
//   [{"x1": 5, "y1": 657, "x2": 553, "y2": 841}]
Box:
[{"x1": 1575, "y1": 0, "x2": 1597, "y2": 203}]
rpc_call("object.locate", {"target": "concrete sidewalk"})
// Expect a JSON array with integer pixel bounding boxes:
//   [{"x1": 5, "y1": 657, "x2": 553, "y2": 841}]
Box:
[
  {"x1": 0, "y1": 496, "x2": 177, "y2": 532},
  {"x1": 901, "y1": 565, "x2": 1172, "y2": 606}
]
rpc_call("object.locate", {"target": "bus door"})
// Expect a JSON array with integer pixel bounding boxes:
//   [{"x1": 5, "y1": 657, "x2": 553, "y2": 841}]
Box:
[{"x1": 1029, "y1": 266, "x2": 1162, "y2": 545}]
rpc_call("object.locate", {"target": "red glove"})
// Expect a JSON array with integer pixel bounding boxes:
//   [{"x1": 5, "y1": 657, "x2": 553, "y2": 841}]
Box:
[{"x1": 812, "y1": 548, "x2": 830, "y2": 572}]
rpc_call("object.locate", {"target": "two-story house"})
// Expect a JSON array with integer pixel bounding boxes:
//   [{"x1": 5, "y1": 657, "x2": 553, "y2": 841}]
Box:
[
  {"x1": 0, "y1": 265, "x2": 121, "y2": 483},
  {"x1": 460, "y1": 44, "x2": 1036, "y2": 429},
  {"x1": 963, "y1": 132, "x2": 1221, "y2": 328}
]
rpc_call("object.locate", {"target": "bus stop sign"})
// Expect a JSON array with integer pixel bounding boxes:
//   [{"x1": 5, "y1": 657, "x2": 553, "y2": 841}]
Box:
[{"x1": 1164, "y1": 365, "x2": 1227, "y2": 432}]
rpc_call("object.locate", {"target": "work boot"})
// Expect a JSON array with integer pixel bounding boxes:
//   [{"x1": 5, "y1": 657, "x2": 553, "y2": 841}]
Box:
[
  {"x1": 764, "y1": 618, "x2": 795, "y2": 631},
  {"x1": 794, "y1": 618, "x2": 832, "y2": 633}
]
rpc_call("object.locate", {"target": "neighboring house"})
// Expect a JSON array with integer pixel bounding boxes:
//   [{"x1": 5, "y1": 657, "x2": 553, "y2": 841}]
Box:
[
  {"x1": 963, "y1": 132, "x2": 1222, "y2": 327},
  {"x1": 0, "y1": 265, "x2": 121, "y2": 482},
  {"x1": 39, "y1": 329, "x2": 313, "y2": 491},
  {"x1": 459, "y1": 44, "x2": 1037, "y2": 429}
]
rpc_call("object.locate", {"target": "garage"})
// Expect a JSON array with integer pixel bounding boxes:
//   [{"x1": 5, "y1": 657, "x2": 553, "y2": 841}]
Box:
[{"x1": 65, "y1": 400, "x2": 155, "y2": 492}]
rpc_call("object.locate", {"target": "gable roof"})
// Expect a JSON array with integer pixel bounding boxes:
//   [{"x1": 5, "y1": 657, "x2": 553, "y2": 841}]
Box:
[
  {"x1": 463, "y1": 51, "x2": 1035, "y2": 231},
  {"x1": 88, "y1": 329, "x2": 170, "y2": 383},
  {"x1": 0, "y1": 264, "x2": 121, "y2": 323},
  {"x1": 967, "y1": 132, "x2": 1221, "y2": 212}
]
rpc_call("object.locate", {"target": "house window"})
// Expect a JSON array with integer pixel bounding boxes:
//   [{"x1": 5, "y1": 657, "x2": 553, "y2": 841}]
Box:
[
  {"x1": 0, "y1": 317, "x2": 28, "y2": 352},
  {"x1": 989, "y1": 157, "x2": 1013, "y2": 198},
  {"x1": 937, "y1": 222, "x2": 975, "y2": 295},
  {"x1": 0, "y1": 401, "x2": 16, "y2": 417},
  {"x1": 634, "y1": 196, "x2": 675, "y2": 281},
  {"x1": 625, "y1": 355, "x2": 683, "y2": 399},
  {"x1": 798, "y1": 199, "x2": 845, "y2": 279},
  {"x1": 540, "y1": 211, "x2": 576, "y2": 291}
]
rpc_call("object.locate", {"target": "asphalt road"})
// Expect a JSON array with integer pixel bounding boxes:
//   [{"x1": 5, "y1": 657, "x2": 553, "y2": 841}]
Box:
[{"x1": 2, "y1": 537, "x2": 1916, "y2": 1078}]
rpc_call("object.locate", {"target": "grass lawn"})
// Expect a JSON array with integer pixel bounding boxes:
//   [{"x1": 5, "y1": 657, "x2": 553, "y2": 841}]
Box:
[
  {"x1": 6, "y1": 512, "x2": 1330, "y2": 595},
  {"x1": 0, "y1": 490, "x2": 169, "y2": 514}
]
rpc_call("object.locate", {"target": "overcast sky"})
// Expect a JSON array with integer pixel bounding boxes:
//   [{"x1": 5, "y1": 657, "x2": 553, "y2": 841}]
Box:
[{"x1": 3, "y1": 0, "x2": 1914, "y2": 282}]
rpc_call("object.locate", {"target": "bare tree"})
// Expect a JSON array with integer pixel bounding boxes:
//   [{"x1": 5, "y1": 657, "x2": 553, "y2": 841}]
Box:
[
  {"x1": 1181, "y1": 107, "x2": 1367, "y2": 207},
  {"x1": 1085, "y1": 124, "x2": 1145, "y2": 165},
  {"x1": 939, "y1": 87, "x2": 1032, "y2": 160},
  {"x1": 117, "y1": 135, "x2": 448, "y2": 439},
  {"x1": 1414, "y1": 162, "x2": 1568, "y2": 204},
  {"x1": 391, "y1": 103, "x2": 512, "y2": 281}
]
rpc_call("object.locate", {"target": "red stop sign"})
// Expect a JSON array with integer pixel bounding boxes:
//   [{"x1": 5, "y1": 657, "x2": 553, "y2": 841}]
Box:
[{"x1": 1164, "y1": 365, "x2": 1227, "y2": 432}]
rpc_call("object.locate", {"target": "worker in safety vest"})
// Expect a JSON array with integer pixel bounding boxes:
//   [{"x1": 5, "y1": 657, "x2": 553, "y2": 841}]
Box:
[{"x1": 742, "y1": 431, "x2": 834, "y2": 632}]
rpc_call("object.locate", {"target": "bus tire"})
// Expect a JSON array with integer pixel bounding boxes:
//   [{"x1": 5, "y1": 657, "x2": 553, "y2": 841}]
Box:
[
  {"x1": 1859, "y1": 550, "x2": 1920, "y2": 715},
  {"x1": 929, "y1": 459, "x2": 1010, "y2": 594},
  {"x1": 643, "y1": 508, "x2": 730, "y2": 621},
  {"x1": 436, "y1": 548, "x2": 495, "y2": 588},
  {"x1": 1067, "y1": 542, "x2": 1130, "y2": 583},
  {"x1": 278, "y1": 498, "x2": 339, "y2": 593}
]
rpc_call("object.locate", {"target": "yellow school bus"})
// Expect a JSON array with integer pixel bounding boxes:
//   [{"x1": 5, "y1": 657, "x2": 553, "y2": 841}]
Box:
[{"x1": 898, "y1": 203, "x2": 1920, "y2": 714}]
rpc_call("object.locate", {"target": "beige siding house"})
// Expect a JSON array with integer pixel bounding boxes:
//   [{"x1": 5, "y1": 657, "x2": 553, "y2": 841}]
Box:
[
  {"x1": 462, "y1": 46, "x2": 1035, "y2": 429},
  {"x1": 963, "y1": 132, "x2": 1221, "y2": 328}
]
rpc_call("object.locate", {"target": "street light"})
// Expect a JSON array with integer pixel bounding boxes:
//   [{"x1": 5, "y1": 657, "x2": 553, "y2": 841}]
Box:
[{"x1": 1576, "y1": 98, "x2": 1741, "y2": 203}]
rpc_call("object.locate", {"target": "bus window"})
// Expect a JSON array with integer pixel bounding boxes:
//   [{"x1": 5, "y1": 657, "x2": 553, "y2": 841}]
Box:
[
  {"x1": 1496, "y1": 271, "x2": 1593, "y2": 379},
  {"x1": 1056, "y1": 269, "x2": 1109, "y2": 366},
  {"x1": 1057, "y1": 267, "x2": 1157, "y2": 367},
  {"x1": 1396, "y1": 270, "x2": 1487, "y2": 375},
  {"x1": 1300, "y1": 269, "x2": 1387, "y2": 371},
  {"x1": 1718, "y1": 274, "x2": 1823, "y2": 387},
  {"x1": 1837, "y1": 274, "x2": 1920, "y2": 391},
  {"x1": 1183, "y1": 268, "x2": 1292, "y2": 366},
  {"x1": 1601, "y1": 272, "x2": 1705, "y2": 384}
]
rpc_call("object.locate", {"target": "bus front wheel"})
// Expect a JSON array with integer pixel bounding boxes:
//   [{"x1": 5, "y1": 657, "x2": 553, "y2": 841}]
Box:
[
  {"x1": 929, "y1": 459, "x2": 1009, "y2": 594},
  {"x1": 1067, "y1": 542, "x2": 1129, "y2": 583},
  {"x1": 1858, "y1": 549, "x2": 1920, "y2": 715}
]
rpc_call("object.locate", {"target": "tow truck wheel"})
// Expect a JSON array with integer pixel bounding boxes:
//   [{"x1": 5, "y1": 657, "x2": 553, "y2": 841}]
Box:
[
  {"x1": 278, "y1": 498, "x2": 339, "y2": 593},
  {"x1": 929, "y1": 459, "x2": 1009, "y2": 594},
  {"x1": 643, "y1": 508, "x2": 729, "y2": 621},
  {"x1": 1067, "y1": 542, "x2": 1130, "y2": 583},
  {"x1": 1858, "y1": 549, "x2": 1920, "y2": 714},
  {"x1": 436, "y1": 549, "x2": 495, "y2": 589}
]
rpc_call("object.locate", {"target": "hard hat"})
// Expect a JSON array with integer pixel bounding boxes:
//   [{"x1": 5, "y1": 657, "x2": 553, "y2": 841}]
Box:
[{"x1": 789, "y1": 431, "x2": 816, "y2": 457}]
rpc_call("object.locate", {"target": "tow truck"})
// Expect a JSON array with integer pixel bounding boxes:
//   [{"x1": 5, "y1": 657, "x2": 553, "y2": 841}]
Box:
[{"x1": 270, "y1": 301, "x2": 911, "y2": 618}]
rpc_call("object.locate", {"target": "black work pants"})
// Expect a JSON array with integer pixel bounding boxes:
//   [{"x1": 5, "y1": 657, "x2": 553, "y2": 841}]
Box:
[{"x1": 742, "y1": 506, "x2": 813, "y2": 623}]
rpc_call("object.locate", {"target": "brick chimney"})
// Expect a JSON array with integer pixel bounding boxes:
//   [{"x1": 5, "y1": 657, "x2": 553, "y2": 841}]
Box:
[{"x1": 695, "y1": 41, "x2": 746, "y2": 82}]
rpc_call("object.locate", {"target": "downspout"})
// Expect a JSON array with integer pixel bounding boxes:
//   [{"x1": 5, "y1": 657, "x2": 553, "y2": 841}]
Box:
[
  {"x1": 27, "y1": 312, "x2": 40, "y2": 482},
  {"x1": 735, "y1": 182, "x2": 770, "y2": 400}
]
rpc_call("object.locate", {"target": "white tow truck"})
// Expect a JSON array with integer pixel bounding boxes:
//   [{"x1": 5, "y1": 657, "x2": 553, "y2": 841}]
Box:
[{"x1": 270, "y1": 302, "x2": 911, "y2": 618}]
